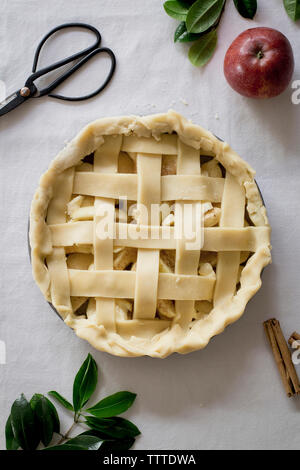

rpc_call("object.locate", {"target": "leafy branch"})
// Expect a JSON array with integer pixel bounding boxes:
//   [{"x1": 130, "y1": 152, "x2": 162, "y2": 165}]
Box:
[
  {"x1": 163, "y1": 0, "x2": 299, "y2": 67},
  {"x1": 5, "y1": 354, "x2": 139, "y2": 451}
]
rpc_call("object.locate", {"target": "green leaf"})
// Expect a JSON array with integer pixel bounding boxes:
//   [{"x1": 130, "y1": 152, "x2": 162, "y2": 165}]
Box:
[
  {"x1": 174, "y1": 21, "x2": 203, "y2": 42},
  {"x1": 186, "y1": 0, "x2": 225, "y2": 33},
  {"x1": 73, "y1": 353, "x2": 98, "y2": 412},
  {"x1": 10, "y1": 394, "x2": 40, "y2": 450},
  {"x1": 233, "y1": 0, "x2": 257, "y2": 19},
  {"x1": 188, "y1": 29, "x2": 218, "y2": 66},
  {"x1": 5, "y1": 415, "x2": 19, "y2": 450},
  {"x1": 86, "y1": 391, "x2": 137, "y2": 418},
  {"x1": 163, "y1": 1, "x2": 189, "y2": 21},
  {"x1": 30, "y1": 394, "x2": 60, "y2": 447},
  {"x1": 85, "y1": 416, "x2": 141, "y2": 439},
  {"x1": 79, "y1": 430, "x2": 135, "y2": 451},
  {"x1": 283, "y1": 0, "x2": 300, "y2": 20},
  {"x1": 100, "y1": 438, "x2": 135, "y2": 452},
  {"x1": 44, "y1": 435, "x2": 102, "y2": 451},
  {"x1": 48, "y1": 391, "x2": 74, "y2": 411}
]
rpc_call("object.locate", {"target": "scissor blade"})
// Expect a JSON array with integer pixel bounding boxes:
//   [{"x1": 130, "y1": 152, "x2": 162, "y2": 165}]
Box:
[{"x1": 0, "y1": 90, "x2": 27, "y2": 117}]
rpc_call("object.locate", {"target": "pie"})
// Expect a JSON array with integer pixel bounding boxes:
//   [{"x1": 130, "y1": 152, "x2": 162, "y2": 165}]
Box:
[{"x1": 30, "y1": 111, "x2": 271, "y2": 357}]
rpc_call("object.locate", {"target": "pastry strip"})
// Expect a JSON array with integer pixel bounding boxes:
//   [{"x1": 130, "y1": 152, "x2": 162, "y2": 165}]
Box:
[
  {"x1": 214, "y1": 171, "x2": 245, "y2": 306},
  {"x1": 117, "y1": 319, "x2": 171, "y2": 338},
  {"x1": 50, "y1": 223, "x2": 270, "y2": 252},
  {"x1": 174, "y1": 140, "x2": 201, "y2": 325},
  {"x1": 69, "y1": 270, "x2": 215, "y2": 300},
  {"x1": 122, "y1": 134, "x2": 178, "y2": 154},
  {"x1": 46, "y1": 168, "x2": 74, "y2": 317},
  {"x1": 133, "y1": 153, "x2": 161, "y2": 319},
  {"x1": 73, "y1": 173, "x2": 224, "y2": 202},
  {"x1": 93, "y1": 136, "x2": 122, "y2": 329}
]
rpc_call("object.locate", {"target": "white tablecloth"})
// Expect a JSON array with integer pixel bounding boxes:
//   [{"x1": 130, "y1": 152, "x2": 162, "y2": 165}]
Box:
[{"x1": 0, "y1": 0, "x2": 299, "y2": 450}]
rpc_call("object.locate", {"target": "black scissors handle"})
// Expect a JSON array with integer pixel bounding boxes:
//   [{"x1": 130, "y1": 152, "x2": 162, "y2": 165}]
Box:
[
  {"x1": 45, "y1": 47, "x2": 116, "y2": 101},
  {"x1": 26, "y1": 22, "x2": 116, "y2": 101},
  {"x1": 0, "y1": 22, "x2": 116, "y2": 116},
  {"x1": 32, "y1": 22, "x2": 102, "y2": 75}
]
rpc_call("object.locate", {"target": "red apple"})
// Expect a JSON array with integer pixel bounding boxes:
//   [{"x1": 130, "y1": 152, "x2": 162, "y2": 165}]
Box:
[{"x1": 224, "y1": 27, "x2": 294, "y2": 99}]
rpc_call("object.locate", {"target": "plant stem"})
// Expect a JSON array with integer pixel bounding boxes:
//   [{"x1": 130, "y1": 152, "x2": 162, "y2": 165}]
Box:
[{"x1": 57, "y1": 421, "x2": 77, "y2": 445}]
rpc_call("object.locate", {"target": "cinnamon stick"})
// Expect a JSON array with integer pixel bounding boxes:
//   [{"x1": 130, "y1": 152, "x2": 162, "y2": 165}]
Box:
[{"x1": 263, "y1": 319, "x2": 300, "y2": 397}]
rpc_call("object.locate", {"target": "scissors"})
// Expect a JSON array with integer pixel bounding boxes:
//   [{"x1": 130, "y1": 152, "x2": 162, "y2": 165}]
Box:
[{"x1": 0, "y1": 22, "x2": 116, "y2": 117}]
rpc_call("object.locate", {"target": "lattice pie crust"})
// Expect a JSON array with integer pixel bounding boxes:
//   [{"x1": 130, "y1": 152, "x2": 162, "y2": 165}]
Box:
[{"x1": 30, "y1": 111, "x2": 271, "y2": 357}]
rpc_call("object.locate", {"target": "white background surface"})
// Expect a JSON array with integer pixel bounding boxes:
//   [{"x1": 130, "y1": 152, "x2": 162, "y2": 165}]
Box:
[{"x1": 0, "y1": 0, "x2": 299, "y2": 450}]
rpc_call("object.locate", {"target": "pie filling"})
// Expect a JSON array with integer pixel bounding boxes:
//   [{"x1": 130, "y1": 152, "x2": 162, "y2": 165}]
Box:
[{"x1": 30, "y1": 112, "x2": 271, "y2": 357}]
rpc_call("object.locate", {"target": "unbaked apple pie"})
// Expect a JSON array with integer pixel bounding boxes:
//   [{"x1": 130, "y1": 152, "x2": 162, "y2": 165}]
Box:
[{"x1": 30, "y1": 111, "x2": 271, "y2": 357}]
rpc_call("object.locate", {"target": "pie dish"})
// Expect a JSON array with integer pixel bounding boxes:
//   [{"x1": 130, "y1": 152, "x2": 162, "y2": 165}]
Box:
[{"x1": 30, "y1": 111, "x2": 271, "y2": 358}]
